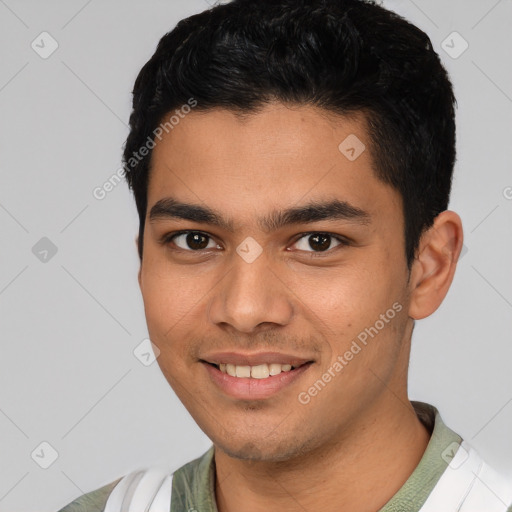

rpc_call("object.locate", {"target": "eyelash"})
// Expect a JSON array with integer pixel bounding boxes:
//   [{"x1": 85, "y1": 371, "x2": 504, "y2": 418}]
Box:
[{"x1": 160, "y1": 230, "x2": 351, "y2": 256}]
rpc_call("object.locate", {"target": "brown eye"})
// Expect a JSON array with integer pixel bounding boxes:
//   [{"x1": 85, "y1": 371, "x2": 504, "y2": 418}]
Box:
[
  {"x1": 171, "y1": 231, "x2": 218, "y2": 251},
  {"x1": 293, "y1": 233, "x2": 347, "y2": 253},
  {"x1": 308, "y1": 234, "x2": 331, "y2": 251}
]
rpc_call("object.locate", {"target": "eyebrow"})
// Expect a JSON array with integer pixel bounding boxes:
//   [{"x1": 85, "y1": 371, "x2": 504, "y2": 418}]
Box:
[{"x1": 149, "y1": 197, "x2": 371, "y2": 232}]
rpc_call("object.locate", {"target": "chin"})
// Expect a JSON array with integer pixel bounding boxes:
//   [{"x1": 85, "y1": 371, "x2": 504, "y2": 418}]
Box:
[
  {"x1": 218, "y1": 441, "x2": 293, "y2": 462},
  {"x1": 212, "y1": 431, "x2": 317, "y2": 464}
]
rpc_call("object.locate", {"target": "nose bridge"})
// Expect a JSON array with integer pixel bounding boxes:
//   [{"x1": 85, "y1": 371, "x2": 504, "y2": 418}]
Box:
[{"x1": 208, "y1": 247, "x2": 293, "y2": 333}]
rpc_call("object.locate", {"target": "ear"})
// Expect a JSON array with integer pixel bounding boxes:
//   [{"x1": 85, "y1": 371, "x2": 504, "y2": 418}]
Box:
[
  {"x1": 135, "y1": 235, "x2": 142, "y2": 290},
  {"x1": 408, "y1": 210, "x2": 464, "y2": 320}
]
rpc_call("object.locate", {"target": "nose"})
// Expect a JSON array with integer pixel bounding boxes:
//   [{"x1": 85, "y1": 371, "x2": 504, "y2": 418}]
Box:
[{"x1": 207, "y1": 249, "x2": 294, "y2": 334}]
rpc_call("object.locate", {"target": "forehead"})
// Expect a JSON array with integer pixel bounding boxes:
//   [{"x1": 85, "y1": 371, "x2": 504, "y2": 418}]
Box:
[{"x1": 147, "y1": 103, "x2": 401, "y2": 229}]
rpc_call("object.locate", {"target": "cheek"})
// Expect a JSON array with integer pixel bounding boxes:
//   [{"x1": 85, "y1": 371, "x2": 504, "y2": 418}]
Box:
[
  {"x1": 141, "y1": 258, "x2": 204, "y2": 327},
  {"x1": 292, "y1": 260, "x2": 407, "y2": 359},
  {"x1": 140, "y1": 260, "x2": 219, "y2": 366},
  {"x1": 140, "y1": 270, "x2": 191, "y2": 368},
  {"x1": 290, "y1": 264, "x2": 383, "y2": 327},
  {"x1": 141, "y1": 279, "x2": 192, "y2": 387}
]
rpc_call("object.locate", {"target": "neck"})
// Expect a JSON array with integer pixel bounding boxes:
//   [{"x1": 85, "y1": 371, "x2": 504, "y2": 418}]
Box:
[{"x1": 214, "y1": 397, "x2": 431, "y2": 512}]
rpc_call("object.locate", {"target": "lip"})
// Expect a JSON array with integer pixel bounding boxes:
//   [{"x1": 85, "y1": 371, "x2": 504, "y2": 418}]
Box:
[
  {"x1": 202, "y1": 359, "x2": 314, "y2": 400},
  {"x1": 200, "y1": 351, "x2": 313, "y2": 367}
]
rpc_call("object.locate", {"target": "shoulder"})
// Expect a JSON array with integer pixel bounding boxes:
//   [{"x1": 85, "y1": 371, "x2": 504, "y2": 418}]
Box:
[
  {"x1": 408, "y1": 402, "x2": 512, "y2": 511},
  {"x1": 106, "y1": 449, "x2": 214, "y2": 511},
  {"x1": 421, "y1": 439, "x2": 512, "y2": 512},
  {"x1": 56, "y1": 466, "x2": 174, "y2": 512},
  {"x1": 56, "y1": 447, "x2": 214, "y2": 511},
  {"x1": 56, "y1": 478, "x2": 122, "y2": 512}
]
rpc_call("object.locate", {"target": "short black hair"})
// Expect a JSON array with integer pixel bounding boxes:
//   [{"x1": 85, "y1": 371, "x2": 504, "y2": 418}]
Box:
[{"x1": 123, "y1": 0, "x2": 456, "y2": 268}]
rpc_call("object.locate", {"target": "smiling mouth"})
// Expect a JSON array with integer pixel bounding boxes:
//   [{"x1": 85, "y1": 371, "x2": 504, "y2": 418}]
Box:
[{"x1": 203, "y1": 361, "x2": 312, "y2": 379}]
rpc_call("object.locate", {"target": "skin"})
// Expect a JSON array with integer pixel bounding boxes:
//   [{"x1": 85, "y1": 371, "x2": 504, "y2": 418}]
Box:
[{"x1": 138, "y1": 102, "x2": 464, "y2": 512}]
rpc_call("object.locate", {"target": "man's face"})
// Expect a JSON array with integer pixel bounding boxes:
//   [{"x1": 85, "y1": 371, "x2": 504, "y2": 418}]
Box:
[{"x1": 139, "y1": 103, "x2": 414, "y2": 461}]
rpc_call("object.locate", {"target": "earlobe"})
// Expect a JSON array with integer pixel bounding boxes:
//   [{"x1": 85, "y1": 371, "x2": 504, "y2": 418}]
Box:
[{"x1": 408, "y1": 210, "x2": 464, "y2": 320}]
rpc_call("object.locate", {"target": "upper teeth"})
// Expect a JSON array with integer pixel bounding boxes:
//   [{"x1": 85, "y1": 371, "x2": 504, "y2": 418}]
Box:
[{"x1": 219, "y1": 363, "x2": 294, "y2": 379}]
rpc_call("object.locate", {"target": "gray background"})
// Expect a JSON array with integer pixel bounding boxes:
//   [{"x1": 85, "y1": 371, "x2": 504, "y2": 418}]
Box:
[{"x1": 0, "y1": 0, "x2": 511, "y2": 510}]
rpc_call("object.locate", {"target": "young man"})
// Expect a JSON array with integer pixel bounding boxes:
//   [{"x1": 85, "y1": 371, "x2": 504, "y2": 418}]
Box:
[{"x1": 57, "y1": 0, "x2": 512, "y2": 510}]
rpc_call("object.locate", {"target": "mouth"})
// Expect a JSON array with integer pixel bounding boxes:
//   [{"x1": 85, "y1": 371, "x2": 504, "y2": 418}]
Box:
[{"x1": 200, "y1": 354, "x2": 314, "y2": 400}]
